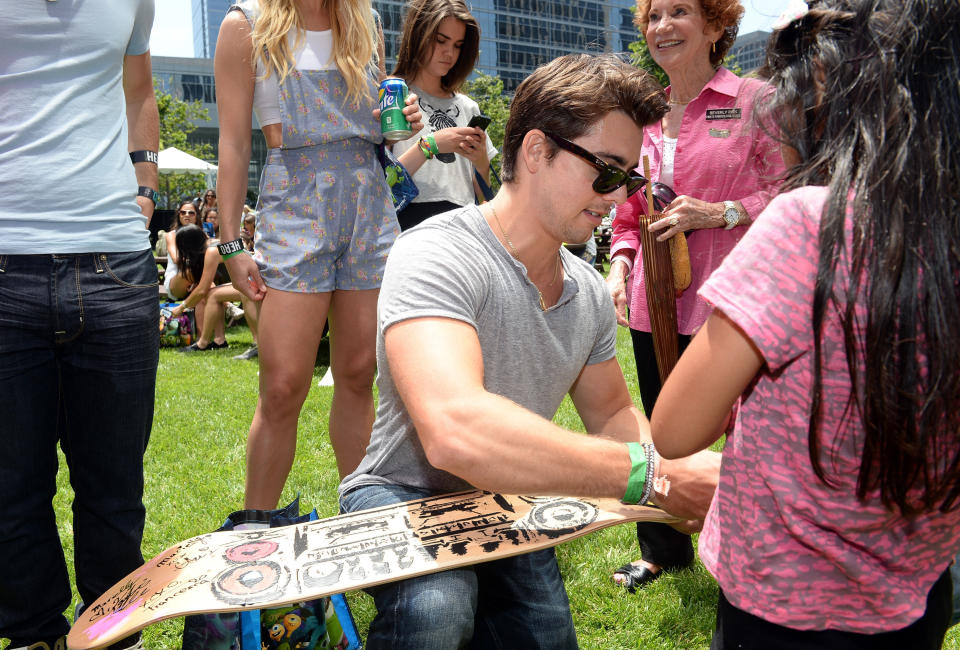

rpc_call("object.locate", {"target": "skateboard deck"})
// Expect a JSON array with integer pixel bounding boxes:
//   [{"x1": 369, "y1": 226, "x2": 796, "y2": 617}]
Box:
[{"x1": 67, "y1": 490, "x2": 677, "y2": 649}]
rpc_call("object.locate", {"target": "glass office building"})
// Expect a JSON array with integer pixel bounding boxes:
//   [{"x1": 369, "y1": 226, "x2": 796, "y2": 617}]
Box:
[
  {"x1": 190, "y1": 0, "x2": 638, "y2": 88},
  {"x1": 192, "y1": 0, "x2": 233, "y2": 59},
  {"x1": 375, "y1": 0, "x2": 637, "y2": 92}
]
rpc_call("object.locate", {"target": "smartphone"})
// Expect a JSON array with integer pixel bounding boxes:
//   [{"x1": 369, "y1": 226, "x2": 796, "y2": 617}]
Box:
[{"x1": 468, "y1": 114, "x2": 491, "y2": 131}]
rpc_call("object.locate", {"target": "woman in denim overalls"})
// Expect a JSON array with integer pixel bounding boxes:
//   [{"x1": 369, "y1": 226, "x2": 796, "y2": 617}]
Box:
[{"x1": 216, "y1": 0, "x2": 421, "y2": 509}]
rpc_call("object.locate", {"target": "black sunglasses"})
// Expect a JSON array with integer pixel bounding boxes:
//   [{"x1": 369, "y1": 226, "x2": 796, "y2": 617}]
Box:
[
  {"x1": 542, "y1": 131, "x2": 677, "y2": 208},
  {"x1": 179, "y1": 209, "x2": 197, "y2": 216}
]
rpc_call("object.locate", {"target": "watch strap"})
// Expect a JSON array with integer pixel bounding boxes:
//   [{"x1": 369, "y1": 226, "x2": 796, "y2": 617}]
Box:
[
  {"x1": 137, "y1": 186, "x2": 159, "y2": 205},
  {"x1": 217, "y1": 238, "x2": 244, "y2": 257},
  {"x1": 129, "y1": 150, "x2": 159, "y2": 165}
]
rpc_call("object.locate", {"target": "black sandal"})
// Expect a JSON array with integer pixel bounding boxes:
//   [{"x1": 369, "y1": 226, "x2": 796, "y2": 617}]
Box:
[{"x1": 612, "y1": 562, "x2": 662, "y2": 593}]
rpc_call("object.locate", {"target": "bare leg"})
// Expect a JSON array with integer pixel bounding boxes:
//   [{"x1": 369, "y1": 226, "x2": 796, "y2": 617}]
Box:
[
  {"x1": 245, "y1": 289, "x2": 331, "y2": 509},
  {"x1": 328, "y1": 289, "x2": 379, "y2": 479},
  {"x1": 239, "y1": 295, "x2": 259, "y2": 344}
]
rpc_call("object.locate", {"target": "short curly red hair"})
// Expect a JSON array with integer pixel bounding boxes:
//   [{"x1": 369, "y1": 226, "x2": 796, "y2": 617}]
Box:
[{"x1": 635, "y1": 0, "x2": 744, "y2": 66}]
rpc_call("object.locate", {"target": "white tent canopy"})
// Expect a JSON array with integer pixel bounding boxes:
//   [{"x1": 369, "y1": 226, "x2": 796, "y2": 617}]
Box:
[
  {"x1": 157, "y1": 147, "x2": 218, "y2": 205},
  {"x1": 158, "y1": 147, "x2": 217, "y2": 174}
]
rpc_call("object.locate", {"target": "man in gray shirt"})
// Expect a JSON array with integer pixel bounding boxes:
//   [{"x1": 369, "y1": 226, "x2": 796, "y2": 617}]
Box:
[{"x1": 340, "y1": 53, "x2": 719, "y2": 649}]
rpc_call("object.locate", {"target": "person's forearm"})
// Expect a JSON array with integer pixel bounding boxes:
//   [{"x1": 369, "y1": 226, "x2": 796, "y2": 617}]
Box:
[
  {"x1": 124, "y1": 52, "x2": 159, "y2": 225},
  {"x1": 216, "y1": 139, "x2": 250, "y2": 242},
  {"x1": 397, "y1": 143, "x2": 429, "y2": 176},
  {"x1": 418, "y1": 391, "x2": 633, "y2": 499}
]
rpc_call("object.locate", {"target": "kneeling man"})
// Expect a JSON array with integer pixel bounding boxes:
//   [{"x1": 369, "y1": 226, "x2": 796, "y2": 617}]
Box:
[{"x1": 339, "y1": 53, "x2": 719, "y2": 649}]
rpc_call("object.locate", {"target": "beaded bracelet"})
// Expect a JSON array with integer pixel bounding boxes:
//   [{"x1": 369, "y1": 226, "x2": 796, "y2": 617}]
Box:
[
  {"x1": 638, "y1": 443, "x2": 657, "y2": 505},
  {"x1": 622, "y1": 442, "x2": 648, "y2": 505},
  {"x1": 418, "y1": 138, "x2": 434, "y2": 160}
]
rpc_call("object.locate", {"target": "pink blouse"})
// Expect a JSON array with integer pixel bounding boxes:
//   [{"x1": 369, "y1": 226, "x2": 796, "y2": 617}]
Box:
[{"x1": 610, "y1": 67, "x2": 785, "y2": 335}]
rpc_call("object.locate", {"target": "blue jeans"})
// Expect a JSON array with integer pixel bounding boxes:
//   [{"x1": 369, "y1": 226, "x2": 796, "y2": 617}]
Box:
[
  {"x1": 0, "y1": 251, "x2": 158, "y2": 645},
  {"x1": 340, "y1": 484, "x2": 579, "y2": 649}
]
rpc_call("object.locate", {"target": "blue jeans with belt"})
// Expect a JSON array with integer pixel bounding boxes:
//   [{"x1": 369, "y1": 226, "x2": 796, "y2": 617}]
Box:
[
  {"x1": 0, "y1": 251, "x2": 158, "y2": 645},
  {"x1": 340, "y1": 483, "x2": 580, "y2": 649}
]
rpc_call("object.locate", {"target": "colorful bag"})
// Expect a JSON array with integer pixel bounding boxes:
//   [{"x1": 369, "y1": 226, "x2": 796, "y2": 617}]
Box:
[
  {"x1": 377, "y1": 143, "x2": 418, "y2": 213},
  {"x1": 182, "y1": 498, "x2": 362, "y2": 650},
  {"x1": 158, "y1": 302, "x2": 195, "y2": 347}
]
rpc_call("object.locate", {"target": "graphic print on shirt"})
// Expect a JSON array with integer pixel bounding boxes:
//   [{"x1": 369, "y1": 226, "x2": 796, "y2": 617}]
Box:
[{"x1": 421, "y1": 100, "x2": 461, "y2": 131}]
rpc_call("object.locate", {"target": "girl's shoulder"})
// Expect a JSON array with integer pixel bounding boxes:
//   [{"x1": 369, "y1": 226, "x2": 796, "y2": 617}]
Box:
[{"x1": 230, "y1": 0, "x2": 261, "y2": 26}]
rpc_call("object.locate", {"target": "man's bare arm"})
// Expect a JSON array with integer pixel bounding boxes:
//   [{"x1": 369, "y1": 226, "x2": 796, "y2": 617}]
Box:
[
  {"x1": 123, "y1": 51, "x2": 159, "y2": 227},
  {"x1": 385, "y1": 316, "x2": 634, "y2": 499}
]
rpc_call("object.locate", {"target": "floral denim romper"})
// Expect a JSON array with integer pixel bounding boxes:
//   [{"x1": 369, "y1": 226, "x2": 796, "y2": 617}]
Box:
[{"x1": 233, "y1": 4, "x2": 399, "y2": 293}]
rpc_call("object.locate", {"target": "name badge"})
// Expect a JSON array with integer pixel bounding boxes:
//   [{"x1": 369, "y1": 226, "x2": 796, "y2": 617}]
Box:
[
  {"x1": 705, "y1": 108, "x2": 742, "y2": 121},
  {"x1": 709, "y1": 128, "x2": 731, "y2": 138}
]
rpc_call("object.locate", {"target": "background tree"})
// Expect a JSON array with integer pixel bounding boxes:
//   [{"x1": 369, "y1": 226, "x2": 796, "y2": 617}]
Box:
[
  {"x1": 155, "y1": 80, "x2": 214, "y2": 209},
  {"x1": 628, "y1": 37, "x2": 742, "y2": 87},
  {"x1": 462, "y1": 72, "x2": 511, "y2": 193}
]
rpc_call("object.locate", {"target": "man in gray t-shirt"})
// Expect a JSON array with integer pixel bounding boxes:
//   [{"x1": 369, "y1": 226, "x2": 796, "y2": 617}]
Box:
[{"x1": 339, "y1": 54, "x2": 720, "y2": 649}]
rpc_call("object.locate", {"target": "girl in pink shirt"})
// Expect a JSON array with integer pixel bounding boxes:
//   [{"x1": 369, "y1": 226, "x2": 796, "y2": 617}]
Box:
[{"x1": 651, "y1": 0, "x2": 960, "y2": 647}]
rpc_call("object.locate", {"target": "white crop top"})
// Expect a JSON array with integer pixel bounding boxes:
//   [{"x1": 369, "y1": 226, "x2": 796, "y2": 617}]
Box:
[{"x1": 253, "y1": 30, "x2": 334, "y2": 127}]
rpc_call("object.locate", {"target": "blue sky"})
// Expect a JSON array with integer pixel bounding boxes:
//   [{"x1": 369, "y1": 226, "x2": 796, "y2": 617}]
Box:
[{"x1": 150, "y1": 0, "x2": 792, "y2": 58}]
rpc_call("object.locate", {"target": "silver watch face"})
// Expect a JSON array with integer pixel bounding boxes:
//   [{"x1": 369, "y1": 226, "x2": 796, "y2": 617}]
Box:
[{"x1": 724, "y1": 206, "x2": 739, "y2": 227}]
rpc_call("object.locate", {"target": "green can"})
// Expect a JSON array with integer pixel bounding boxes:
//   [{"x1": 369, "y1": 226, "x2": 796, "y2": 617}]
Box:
[{"x1": 379, "y1": 78, "x2": 413, "y2": 139}]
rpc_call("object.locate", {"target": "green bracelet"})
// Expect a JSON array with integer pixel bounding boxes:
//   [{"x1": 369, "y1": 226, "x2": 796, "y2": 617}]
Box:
[
  {"x1": 622, "y1": 442, "x2": 648, "y2": 505},
  {"x1": 425, "y1": 133, "x2": 439, "y2": 156},
  {"x1": 221, "y1": 249, "x2": 246, "y2": 260}
]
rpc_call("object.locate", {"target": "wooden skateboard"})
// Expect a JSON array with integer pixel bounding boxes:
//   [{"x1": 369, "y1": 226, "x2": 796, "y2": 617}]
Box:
[{"x1": 67, "y1": 490, "x2": 677, "y2": 649}]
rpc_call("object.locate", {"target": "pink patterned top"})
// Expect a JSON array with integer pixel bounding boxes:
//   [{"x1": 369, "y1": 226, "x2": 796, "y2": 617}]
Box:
[
  {"x1": 698, "y1": 185, "x2": 960, "y2": 632},
  {"x1": 610, "y1": 67, "x2": 785, "y2": 335}
]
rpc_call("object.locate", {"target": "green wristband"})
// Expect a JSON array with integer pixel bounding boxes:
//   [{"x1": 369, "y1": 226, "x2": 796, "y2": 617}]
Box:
[
  {"x1": 622, "y1": 442, "x2": 648, "y2": 505},
  {"x1": 221, "y1": 249, "x2": 246, "y2": 260},
  {"x1": 425, "y1": 134, "x2": 439, "y2": 156}
]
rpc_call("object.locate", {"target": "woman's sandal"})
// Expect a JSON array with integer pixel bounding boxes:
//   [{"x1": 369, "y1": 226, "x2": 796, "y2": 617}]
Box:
[{"x1": 612, "y1": 562, "x2": 662, "y2": 593}]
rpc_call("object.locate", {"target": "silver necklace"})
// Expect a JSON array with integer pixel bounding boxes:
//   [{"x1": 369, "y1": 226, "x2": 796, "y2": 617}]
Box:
[{"x1": 489, "y1": 205, "x2": 560, "y2": 311}]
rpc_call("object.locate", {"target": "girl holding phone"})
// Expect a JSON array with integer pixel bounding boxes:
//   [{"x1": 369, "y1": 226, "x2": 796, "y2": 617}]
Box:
[{"x1": 391, "y1": 0, "x2": 498, "y2": 230}]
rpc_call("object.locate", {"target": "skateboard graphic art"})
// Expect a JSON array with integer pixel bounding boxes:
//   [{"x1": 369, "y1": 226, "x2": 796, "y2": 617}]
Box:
[{"x1": 68, "y1": 490, "x2": 678, "y2": 649}]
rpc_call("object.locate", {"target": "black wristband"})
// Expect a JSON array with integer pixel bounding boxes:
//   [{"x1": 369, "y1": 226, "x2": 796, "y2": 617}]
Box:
[
  {"x1": 137, "y1": 186, "x2": 159, "y2": 205},
  {"x1": 129, "y1": 150, "x2": 159, "y2": 165},
  {"x1": 217, "y1": 238, "x2": 244, "y2": 257}
]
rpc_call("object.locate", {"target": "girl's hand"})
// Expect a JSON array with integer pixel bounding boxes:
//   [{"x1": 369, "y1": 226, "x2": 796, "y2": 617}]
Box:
[
  {"x1": 431, "y1": 126, "x2": 484, "y2": 155},
  {"x1": 225, "y1": 253, "x2": 267, "y2": 301},
  {"x1": 647, "y1": 196, "x2": 726, "y2": 242},
  {"x1": 458, "y1": 127, "x2": 489, "y2": 167},
  {"x1": 375, "y1": 93, "x2": 424, "y2": 144}
]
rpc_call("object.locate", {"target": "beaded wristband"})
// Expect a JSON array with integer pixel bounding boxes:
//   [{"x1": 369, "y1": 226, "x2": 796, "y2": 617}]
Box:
[
  {"x1": 638, "y1": 443, "x2": 657, "y2": 505},
  {"x1": 622, "y1": 442, "x2": 648, "y2": 505},
  {"x1": 418, "y1": 138, "x2": 434, "y2": 160}
]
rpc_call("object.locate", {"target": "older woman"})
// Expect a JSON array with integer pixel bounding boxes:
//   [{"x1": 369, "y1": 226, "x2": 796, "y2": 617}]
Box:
[{"x1": 607, "y1": 0, "x2": 785, "y2": 591}]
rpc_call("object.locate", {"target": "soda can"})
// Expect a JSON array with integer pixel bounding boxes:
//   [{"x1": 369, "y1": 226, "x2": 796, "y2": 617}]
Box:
[{"x1": 379, "y1": 78, "x2": 413, "y2": 140}]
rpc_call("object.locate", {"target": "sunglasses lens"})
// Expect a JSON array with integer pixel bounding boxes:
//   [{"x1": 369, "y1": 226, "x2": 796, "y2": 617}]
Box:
[
  {"x1": 592, "y1": 168, "x2": 629, "y2": 195},
  {"x1": 624, "y1": 176, "x2": 647, "y2": 198}
]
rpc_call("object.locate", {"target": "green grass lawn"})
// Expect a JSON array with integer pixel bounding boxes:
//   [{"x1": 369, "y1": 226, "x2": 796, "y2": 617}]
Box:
[{"x1": 51, "y1": 323, "x2": 960, "y2": 649}]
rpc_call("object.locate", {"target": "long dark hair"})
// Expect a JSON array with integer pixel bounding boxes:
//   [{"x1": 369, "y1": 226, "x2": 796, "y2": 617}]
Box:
[
  {"x1": 174, "y1": 224, "x2": 208, "y2": 286},
  {"x1": 763, "y1": 0, "x2": 960, "y2": 515},
  {"x1": 391, "y1": 0, "x2": 480, "y2": 94}
]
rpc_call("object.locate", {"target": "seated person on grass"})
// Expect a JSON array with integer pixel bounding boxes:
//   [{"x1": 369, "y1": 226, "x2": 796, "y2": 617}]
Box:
[
  {"x1": 166, "y1": 224, "x2": 231, "y2": 350},
  {"x1": 338, "y1": 53, "x2": 721, "y2": 649}
]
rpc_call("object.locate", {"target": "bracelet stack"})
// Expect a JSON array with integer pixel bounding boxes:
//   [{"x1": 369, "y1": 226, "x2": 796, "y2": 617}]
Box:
[
  {"x1": 418, "y1": 134, "x2": 439, "y2": 160},
  {"x1": 622, "y1": 442, "x2": 658, "y2": 505}
]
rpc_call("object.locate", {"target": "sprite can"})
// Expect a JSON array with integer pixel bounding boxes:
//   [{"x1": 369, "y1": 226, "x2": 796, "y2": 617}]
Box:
[{"x1": 379, "y1": 78, "x2": 412, "y2": 140}]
